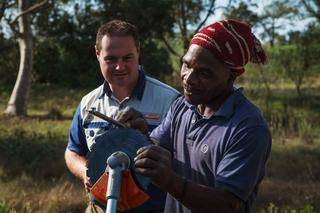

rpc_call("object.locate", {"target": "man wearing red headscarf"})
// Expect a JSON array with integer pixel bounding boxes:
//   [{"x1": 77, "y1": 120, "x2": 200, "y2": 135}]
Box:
[{"x1": 118, "y1": 20, "x2": 271, "y2": 212}]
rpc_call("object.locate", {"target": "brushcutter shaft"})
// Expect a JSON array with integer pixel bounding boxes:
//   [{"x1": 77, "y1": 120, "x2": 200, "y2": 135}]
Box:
[{"x1": 87, "y1": 108, "x2": 126, "y2": 128}]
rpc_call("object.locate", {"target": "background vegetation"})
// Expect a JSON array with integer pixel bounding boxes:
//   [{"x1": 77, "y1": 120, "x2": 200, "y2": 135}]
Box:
[{"x1": 1, "y1": 0, "x2": 320, "y2": 212}]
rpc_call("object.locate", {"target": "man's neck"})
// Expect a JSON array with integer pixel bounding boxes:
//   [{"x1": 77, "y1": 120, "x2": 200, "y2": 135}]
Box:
[
  {"x1": 197, "y1": 89, "x2": 233, "y2": 117},
  {"x1": 109, "y1": 84, "x2": 135, "y2": 102}
]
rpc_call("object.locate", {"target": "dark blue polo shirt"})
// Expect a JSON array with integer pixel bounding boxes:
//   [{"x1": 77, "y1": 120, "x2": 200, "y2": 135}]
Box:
[{"x1": 151, "y1": 88, "x2": 271, "y2": 213}]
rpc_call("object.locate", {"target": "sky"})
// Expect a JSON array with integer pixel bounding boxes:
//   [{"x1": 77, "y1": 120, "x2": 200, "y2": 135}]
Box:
[{"x1": 203, "y1": 0, "x2": 316, "y2": 41}]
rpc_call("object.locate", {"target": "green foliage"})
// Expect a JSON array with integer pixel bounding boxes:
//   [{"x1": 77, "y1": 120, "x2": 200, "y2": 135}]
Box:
[
  {"x1": 33, "y1": 4, "x2": 102, "y2": 87},
  {"x1": 301, "y1": 205, "x2": 315, "y2": 213},
  {"x1": 223, "y1": 2, "x2": 259, "y2": 26},
  {"x1": 0, "y1": 85, "x2": 86, "y2": 179},
  {"x1": 140, "y1": 39, "x2": 173, "y2": 79},
  {"x1": 246, "y1": 85, "x2": 320, "y2": 143},
  {"x1": 268, "y1": 203, "x2": 279, "y2": 213},
  {"x1": 301, "y1": 0, "x2": 320, "y2": 22},
  {"x1": 0, "y1": 37, "x2": 19, "y2": 87},
  {"x1": 46, "y1": 107, "x2": 63, "y2": 119},
  {"x1": 0, "y1": 200, "x2": 10, "y2": 213},
  {"x1": 273, "y1": 45, "x2": 306, "y2": 95},
  {"x1": 265, "y1": 203, "x2": 315, "y2": 213},
  {"x1": 268, "y1": 23, "x2": 320, "y2": 96},
  {"x1": 268, "y1": 142, "x2": 320, "y2": 182},
  {"x1": 259, "y1": 0, "x2": 298, "y2": 46},
  {"x1": 0, "y1": 126, "x2": 67, "y2": 179}
]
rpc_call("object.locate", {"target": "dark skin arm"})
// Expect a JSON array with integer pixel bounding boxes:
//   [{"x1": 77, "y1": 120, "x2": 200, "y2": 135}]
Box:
[
  {"x1": 134, "y1": 145, "x2": 242, "y2": 213},
  {"x1": 117, "y1": 107, "x2": 242, "y2": 212}
]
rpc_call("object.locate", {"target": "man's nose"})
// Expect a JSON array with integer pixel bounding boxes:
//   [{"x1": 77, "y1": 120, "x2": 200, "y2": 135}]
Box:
[
  {"x1": 115, "y1": 60, "x2": 125, "y2": 71},
  {"x1": 185, "y1": 68, "x2": 196, "y2": 84}
]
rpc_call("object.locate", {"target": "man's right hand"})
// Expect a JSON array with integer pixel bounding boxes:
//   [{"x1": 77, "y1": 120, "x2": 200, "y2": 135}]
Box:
[
  {"x1": 116, "y1": 106, "x2": 149, "y2": 135},
  {"x1": 65, "y1": 149, "x2": 92, "y2": 193}
]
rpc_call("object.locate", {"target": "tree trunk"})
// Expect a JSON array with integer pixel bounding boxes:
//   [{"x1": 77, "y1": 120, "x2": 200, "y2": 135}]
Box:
[
  {"x1": 5, "y1": 0, "x2": 33, "y2": 116},
  {"x1": 295, "y1": 82, "x2": 302, "y2": 98},
  {"x1": 179, "y1": 0, "x2": 189, "y2": 53}
]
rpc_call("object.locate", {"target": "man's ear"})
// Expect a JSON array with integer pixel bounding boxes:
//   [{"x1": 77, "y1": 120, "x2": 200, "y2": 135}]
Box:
[
  {"x1": 228, "y1": 70, "x2": 237, "y2": 83},
  {"x1": 95, "y1": 45, "x2": 100, "y2": 58}
]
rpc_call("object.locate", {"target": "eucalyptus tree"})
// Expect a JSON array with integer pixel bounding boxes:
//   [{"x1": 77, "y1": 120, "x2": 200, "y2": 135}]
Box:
[
  {"x1": 223, "y1": 2, "x2": 259, "y2": 26},
  {"x1": 258, "y1": 0, "x2": 297, "y2": 47},
  {"x1": 272, "y1": 24, "x2": 320, "y2": 97},
  {"x1": 302, "y1": 0, "x2": 320, "y2": 22},
  {"x1": 2, "y1": 0, "x2": 48, "y2": 116}
]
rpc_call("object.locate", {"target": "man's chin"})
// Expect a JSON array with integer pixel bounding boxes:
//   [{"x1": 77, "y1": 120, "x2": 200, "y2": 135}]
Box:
[
  {"x1": 184, "y1": 94, "x2": 200, "y2": 105},
  {"x1": 112, "y1": 78, "x2": 129, "y2": 87}
]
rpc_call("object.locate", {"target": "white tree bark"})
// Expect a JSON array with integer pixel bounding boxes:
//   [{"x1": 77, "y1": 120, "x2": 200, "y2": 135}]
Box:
[{"x1": 5, "y1": 0, "x2": 33, "y2": 116}]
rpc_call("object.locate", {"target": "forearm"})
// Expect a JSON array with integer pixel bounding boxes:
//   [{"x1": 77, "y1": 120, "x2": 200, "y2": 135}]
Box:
[
  {"x1": 64, "y1": 149, "x2": 87, "y2": 181},
  {"x1": 166, "y1": 174, "x2": 241, "y2": 213},
  {"x1": 134, "y1": 145, "x2": 241, "y2": 211}
]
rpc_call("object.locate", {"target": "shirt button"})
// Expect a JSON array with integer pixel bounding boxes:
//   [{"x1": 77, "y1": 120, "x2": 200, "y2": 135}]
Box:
[
  {"x1": 201, "y1": 144, "x2": 209, "y2": 153},
  {"x1": 191, "y1": 119, "x2": 196, "y2": 124}
]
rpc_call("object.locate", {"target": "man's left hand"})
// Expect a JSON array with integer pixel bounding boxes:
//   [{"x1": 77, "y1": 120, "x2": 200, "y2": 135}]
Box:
[{"x1": 134, "y1": 145, "x2": 174, "y2": 190}]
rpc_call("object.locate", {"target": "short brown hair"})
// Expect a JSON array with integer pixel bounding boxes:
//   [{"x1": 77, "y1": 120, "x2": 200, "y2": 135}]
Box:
[{"x1": 96, "y1": 20, "x2": 140, "y2": 51}]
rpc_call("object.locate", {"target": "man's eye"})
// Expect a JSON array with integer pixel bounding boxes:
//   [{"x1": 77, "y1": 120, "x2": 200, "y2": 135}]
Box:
[
  {"x1": 199, "y1": 69, "x2": 213, "y2": 77},
  {"x1": 104, "y1": 57, "x2": 116, "y2": 63},
  {"x1": 123, "y1": 56, "x2": 133, "y2": 61},
  {"x1": 181, "y1": 64, "x2": 191, "y2": 74}
]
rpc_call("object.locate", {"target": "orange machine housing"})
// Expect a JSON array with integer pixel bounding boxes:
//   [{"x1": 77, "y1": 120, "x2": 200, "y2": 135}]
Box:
[{"x1": 90, "y1": 170, "x2": 150, "y2": 211}]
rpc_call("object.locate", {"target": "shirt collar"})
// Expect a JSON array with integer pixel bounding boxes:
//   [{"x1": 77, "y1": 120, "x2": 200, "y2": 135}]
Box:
[
  {"x1": 184, "y1": 86, "x2": 243, "y2": 119},
  {"x1": 214, "y1": 87, "x2": 243, "y2": 119},
  {"x1": 102, "y1": 67, "x2": 146, "y2": 100}
]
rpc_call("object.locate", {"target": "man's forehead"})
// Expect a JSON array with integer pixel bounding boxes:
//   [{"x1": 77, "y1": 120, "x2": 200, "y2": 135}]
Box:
[
  {"x1": 101, "y1": 35, "x2": 138, "y2": 54},
  {"x1": 183, "y1": 44, "x2": 218, "y2": 65},
  {"x1": 102, "y1": 35, "x2": 136, "y2": 47}
]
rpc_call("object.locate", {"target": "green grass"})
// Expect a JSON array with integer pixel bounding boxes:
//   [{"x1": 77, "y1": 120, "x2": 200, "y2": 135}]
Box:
[
  {"x1": 256, "y1": 142, "x2": 320, "y2": 212},
  {"x1": 0, "y1": 83, "x2": 320, "y2": 212},
  {"x1": 0, "y1": 85, "x2": 90, "y2": 212}
]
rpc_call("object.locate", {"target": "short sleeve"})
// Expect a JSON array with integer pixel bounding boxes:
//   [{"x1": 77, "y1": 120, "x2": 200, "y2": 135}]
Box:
[
  {"x1": 67, "y1": 104, "x2": 89, "y2": 156},
  {"x1": 215, "y1": 126, "x2": 271, "y2": 201},
  {"x1": 150, "y1": 104, "x2": 174, "y2": 151}
]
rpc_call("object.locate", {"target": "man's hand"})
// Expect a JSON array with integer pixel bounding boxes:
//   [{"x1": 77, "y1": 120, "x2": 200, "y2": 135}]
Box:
[
  {"x1": 116, "y1": 106, "x2": 149, "y2": 135},
  {"x1": 64, "y1": 150, "x2": 92, "y2": 193},
  {"x1": 134, "y1": 145, "x2": 174, "y2": 191},
  {"x1": 83, "y1": 173, "x2": 92, "y2": 192}
]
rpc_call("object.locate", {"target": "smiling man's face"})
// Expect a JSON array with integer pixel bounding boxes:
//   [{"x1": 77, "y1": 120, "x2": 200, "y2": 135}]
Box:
[
  {"x1": 96, "y1": 35, "x2": 139, "y2": 90},
  {"x1": 181, "y1": 44, "x2": 234, "y2": 106}
]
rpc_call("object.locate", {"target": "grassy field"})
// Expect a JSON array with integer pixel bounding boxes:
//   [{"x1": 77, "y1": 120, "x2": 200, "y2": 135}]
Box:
[{"x1": 0, "y1": 82, "x2": 319, "y2": 212}]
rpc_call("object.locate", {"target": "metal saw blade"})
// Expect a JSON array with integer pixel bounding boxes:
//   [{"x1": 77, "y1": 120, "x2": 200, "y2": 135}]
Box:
[{"x1": 87, "y1": 128, "x2": 151, "y2": 191}]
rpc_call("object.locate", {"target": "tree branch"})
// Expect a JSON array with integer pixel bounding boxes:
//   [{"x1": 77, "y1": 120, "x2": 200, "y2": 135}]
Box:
[
  {"x1": 10, "y1": 0, "x2": 48, "y2": 25},
  {"x1": 160, "y1": 34, "x2": 180, "y2": 57},
  {"x1": 0, "y1": 2, "x2": 7, "y2": 21},
  {"x1": 212, "y1": 0, "x2": 233, "y2": 15},
  {"x1": 302, "y1": 0, "x2": 320, "y2": 21},
  {"x1": 0, "y1": 1, "x2": 15, "y2": 22},
  {"x1": 5, "y1": 16, "x2": 22, "y2": 37},
  {"x1": 194, "y1": 0, "x2": 215, "y2": 34}
]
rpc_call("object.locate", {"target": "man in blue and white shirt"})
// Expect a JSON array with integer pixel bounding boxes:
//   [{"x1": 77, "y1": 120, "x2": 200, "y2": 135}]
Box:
[{"x1": 65, "y1": 20, "x2": 179, "y2": 212}]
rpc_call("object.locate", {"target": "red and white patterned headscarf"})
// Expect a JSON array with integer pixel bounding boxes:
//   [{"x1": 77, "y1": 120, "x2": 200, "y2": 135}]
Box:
[{"x1": 190, "y1": 19, "x2": 267, "y2": 76}]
